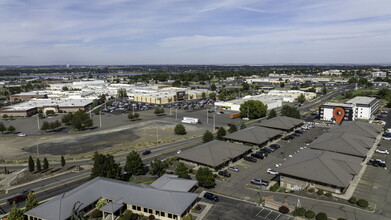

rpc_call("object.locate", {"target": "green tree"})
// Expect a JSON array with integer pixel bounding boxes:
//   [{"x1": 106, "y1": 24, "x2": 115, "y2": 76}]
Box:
[
  {"x1": 25, "y1": 192, "x2": 38, "y2": 211},
  {"x1": 61, "y1": 155, "x2": 66, "y2": 167},
  {"x1": 196, "y1": 167, "x2": 215, "y2": 188},
  {"x1": 174, "y1": 124, "x2": 187, "y2": 135},
  {"x1": 209, "y1": 92, "x2": 216, "y2": 100},
  {"x1": 175, "y1": 162, "x2": 190, "y2": 179},
  {"x1": 117, "y1": 88, "x2": 127, "y2": 98},
  {"x1": 71, "y1": 110, "x2": 93, "y2": 130},
  {"x1": 201, "y1": 92, "x2": 206, "y2": 99},
  {"x1": 210, "y1": 84, "x2": 217, "y2": 91},
  {"x1": 154, "y1": 107, "x2": 165, "y2": 116},
  {"x1": 2, "y1": 114, "x2": 8, "y2": 120},
  {"x1": 95, "y1": 198, "x2": 108, "y2": 209},
  {"x1": 216, "y1": 127, "x2": 226, "y2": 140},
  {"x1": 0, "y1": 122, "x2": 6, "y2": 134},
  {"x1": 36, "y1": 158, "x2": 41, "y2": 172},
  {"x1": 62, "y1": 112, "x2": 74, "y2": 124},
  {"x1": 128, "y1": 112, "x2": 140, "y2": 121},
  {"x1": 281, "y1": 105, "x2": 301, "y2": 119},
  {"x1": 202, "y1": 130, "x2": 214, "y2": 143},
  {"x1": 239, "y1": 100, "x2": 267, "y2": 119},
  {"x1": 240, "y1": 123, "x2": 247, "y2": 130},
  {"x1": 91, "y1": 152, "x2": 121, "y2": 179},
  {"x1": 172, "y1": 80, "x2": 182, "y2": 87},
  {"x1": 43, "y1": 157, "x2": 49, "y2": 170},
  {"x1": 124, "y1": 151, "x2": 146, "y2": 176},
  {"x1": 242, "y1": 82, "x2": 250, "y2": 91},
  {"x1": 296, "y1": 94, "x2": 306, "y2": 103},
  {"x1": 7, "y1": 125, "x2": 15, "y2": 133},
  {"x1": 228, "y1": 124, "x2": 237, "y2": 133},
  {"x1": 41, "y1": 121, "x2": 50, "y2": 132},
  {"x1": 28, "y1": 156, "x2": 35, "y2": 172},
  {"x1": 7, "y1": 205, "x2": 24, "y2": 220},
  {"x1": 308, "y1": 87, "x2": 316, "y2": 93},
  {"x1": 322, "y1": 87, "x2": 327, "y2": 95},
  {"x1": 268, "y1": 109, "x2": 277, "y2": 119},
  {"x1": 149, "y1": 159, "x2": 168, "y2": 177}
]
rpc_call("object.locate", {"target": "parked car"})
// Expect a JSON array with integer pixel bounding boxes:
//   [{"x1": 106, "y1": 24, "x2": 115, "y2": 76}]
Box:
[
  {"x1": 251, "y1": 153, "x2": 264, "y2": 159},
  {"x1": 269, "y1": 144, "x2": 280, "y2": 150},
  {"x1": 369, "y1": 159, "x2": 386, "y2": 167},
  {"x1": 17, "y1": 133, "x2": 26, "y2": 137},
  {"x1": 382, "y1": 134, "x2": 391, "y2": 140},
  {"x1": 264, "y1": 146, "x2": 274, "y2": 152},
  {"x1": 295, "y1": 129, "x2": 304, "y2": 134},
  {"x1": 266, "y1": 168, "x2": 279, "y2": 175},
  {"x1": 204, "y1": 192, "x2": 219, "y2": 202},
  {"x1": 141, "y1": 150, "x2": 151, "y2": 155},
  {"x1": 250, "y1": 179, "x2": 269, "y2": 186},
  {"x1": 243, "y1": 156, "x2": 257, "y2": 163},
  {"x1": 376, "y1": 149, "x2": 390, "y2": 155},
  {"x1": 228, "y1": 166, "x2": 239, "y2": 172},
  {"x1": 218, "y1": 170, "x2": 231, "y2": 177}
]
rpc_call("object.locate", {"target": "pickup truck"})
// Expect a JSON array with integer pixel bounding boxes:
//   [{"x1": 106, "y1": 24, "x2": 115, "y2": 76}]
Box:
[{"x1": 7, "y1": 190, "x2": 33, "y2": 204}]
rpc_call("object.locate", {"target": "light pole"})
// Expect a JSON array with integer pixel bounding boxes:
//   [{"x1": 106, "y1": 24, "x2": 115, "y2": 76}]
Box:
[
  {"x1": 36, "y1": 114, "x2": 40, "y2": 130},
  {"x1": 207, "y1": 109, "x2": 209, "y2": 124},
  {"x1": 99, "y1": 110, "x2": 102, "y2": 127},
  {"x1": 156, "y1": 126, "x2": 159, "y2": 145},
  {"x1": 175, "y1": 108, "x2": 178, "y2": 120},
  {"x1": 213, "y1": 115, "x2": 216, "y2": 132}
]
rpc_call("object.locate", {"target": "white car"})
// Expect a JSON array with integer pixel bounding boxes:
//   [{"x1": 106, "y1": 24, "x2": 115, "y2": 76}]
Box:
[
  {"x1": 383, "y1": 136, "x2": 391, "y2": 140},
  {"x1": 275, "y1": 163, "x2": 282, "y2": 167},
  {"x1": 228, "y1": 166, "x2": 239, "y2": 172},
  {"x1": 267, "y1": 168, "x2": 279, "y2": 175},
  {"x1": 177, "y1": 150, "x2": 181, "y2": 154},
  {"x1": 376, "y1": 149, "x2": 390, "y2": 155},
  {"x1": 17, "y1": 133, "x2": 26, "y2": 137},
  {"x1": 242, "y1": 118, "x2": 250, "y2": 121}
]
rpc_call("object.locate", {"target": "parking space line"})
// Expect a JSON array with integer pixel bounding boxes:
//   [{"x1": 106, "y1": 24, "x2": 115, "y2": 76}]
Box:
[
  {"x1": 275, "y1": 213, "x2": 281, "y2": 220},
  {"x1": 256, "y1": 208, "x2": 264, "y2": 216},
  {"x1": 265, "y1": 210, "x2": 273, "y2": 219}
]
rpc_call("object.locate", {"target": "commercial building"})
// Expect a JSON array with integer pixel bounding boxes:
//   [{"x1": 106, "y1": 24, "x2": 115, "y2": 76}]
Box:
[
  {"x1": 277, "y1": 149, "x2": 362, "y2": 194},
  {"x1": 223, "y1": 126, "x2": 283, "y2": 146},
  {"x1": 267, "y1": 90, "x2": 316, "y2": 102},
  {"x1": 319, "y1": 96, "x2": 379, "y2": 121},
  {"x1": 0, "y1": 98, "x2": 93, "y2": 117},
  {"x1": 9, "y1": 91, "x2": 48, "y2": 101},
  {"x1": 25, "y1": 176, "x2": 198, "y2": 220},
  {"x1": 258, "y1": 116, "x2": 304, "y2": 132},
  {"x1": 177, "y1": 140, "x2": 252, "y2": 170},
  {"x1": 214, "y1": 95, "x2": 282, "y2": 111}
]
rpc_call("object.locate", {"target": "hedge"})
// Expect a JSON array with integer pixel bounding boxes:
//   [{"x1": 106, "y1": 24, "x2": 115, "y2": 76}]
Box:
[
  {"x1": 270, "y1": 183, "x2": 280, "y2": 192},
  {"x1": 357, "y1": 199, "x2": 368, "y2": 208},
  {"x1": 305, "y1": 210, "x2": 315, "y2": 219},
  {"x1": 316, "y1": 212, "x2": 328, "y2": 220},
  {"x1": 91, "y1": 209, "x2": 102, "y2": 218},
  {"x1": 325, "y1": 192, "x2": 332, "y2": 197},
  {"x1": 348, "y1": 197, "x2": 357, "y2": 204},
  {"x1": 295, "y1": 207, "x2": 306, "y2": 216},
  {"x1": 279, "y1": 206, "x2": 289, "y2": 214},
  {"x1": 316, "y1": 189, "x2": 324, "y2": 195}
]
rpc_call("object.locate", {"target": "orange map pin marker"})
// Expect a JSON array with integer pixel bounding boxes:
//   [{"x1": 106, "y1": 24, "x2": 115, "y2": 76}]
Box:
[{"x1": 333, "y1": 107, "x2": 345, "y2": 125}]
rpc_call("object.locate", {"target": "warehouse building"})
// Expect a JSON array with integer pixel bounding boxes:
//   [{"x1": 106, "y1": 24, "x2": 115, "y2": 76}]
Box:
[
  {"x1": 214, "y1": 96, "x2": 282, "y2": 111},
  {"x1": 177, "y1": 140, "x2": 252, "y2": 170},
  {"x1": 223, "y1": 126, "x2": 283, "y2": 147},
  {"x1": 25, "y1": 176, "x2": 198, "y2": 220},
  {"x1": 9, "y1": 91, "x2": 48, "y2": 101}
]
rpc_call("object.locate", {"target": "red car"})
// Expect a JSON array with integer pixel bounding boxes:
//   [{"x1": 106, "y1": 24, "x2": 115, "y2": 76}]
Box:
[{"x1": 7, "y1": 190, "x2": 32, "y2": 204}]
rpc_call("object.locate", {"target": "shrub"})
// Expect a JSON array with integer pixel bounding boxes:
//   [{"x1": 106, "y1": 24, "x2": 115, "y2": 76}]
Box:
[
  {"x1": 348, "y1": 197, "x2": 357, "y2": 204},
  {"x1": 316, "y1": 189, "x2": 324, "y2": 195},
  {"x1": 189, "y1": 168, "x2": 193, "y2": 174},
  {"x1": 325, "y1": 192, "x2": 332, "y2": 197},
  {"x1": 149, "y1": 215, "x2": 155, "y2": 220},
  {"x1": 91, "y1": 209, "x2": 103, "y2": 218},
  {"x1": 119, "y1": 210, "x2": 133, "y2": 220},
  {"x1": 308, "y1": 188, "x2": 315, "y2": 193},
  {"x1": 194, "y1": 204, "x2": 202, "y2": 211},
  {"x1": 270, "y1": 183, "x2": 280, "y2": 192},
  {"x1": 295, "y1": 207, "x2": 306, "y2": 216},
  {"x1": 278, "y1": 187, "x2": 286, "y2": 192},
  {"x1": 356, "y1": 199, "x2": 368, "y2": 208},
  {"x1": 305, "y1": 210, "x2": 315, "y2": 219},
  {"x1": 315, "y1": 212, "x2": 327, "y2": 220},
  {"x1": 279, "y1": 206, "x2": 289, "y2": 214}
]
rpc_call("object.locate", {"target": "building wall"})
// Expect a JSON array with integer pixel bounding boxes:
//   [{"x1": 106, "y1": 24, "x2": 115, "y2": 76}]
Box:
[
  {"x1": 319, "y1": 106, "x2": 354, "y2": 121},
  {"x1": 280, "y1": 175, "x2": 343, "y2": 194},
  {"x1": 126, "y1": 203, "x2": 184, "y2": 220}
]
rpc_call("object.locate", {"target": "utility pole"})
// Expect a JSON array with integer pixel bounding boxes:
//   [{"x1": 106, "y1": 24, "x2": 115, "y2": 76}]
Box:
[
  {"x1": 132, "y1": 106, "x2": 135, "y2": 114},
  {"x1": 156, "y1": 126, "x2": 159, "y2": 145},
  {"x1": 37, "y1": 114, "x2": 40, "y2": 130},
  {"x1": 99, "y1": 110, "x2": 102, "y2": 127},
  {"x1": 213, "y1": 115, "x2": 216, "y2": 132},
  {"x1": 207, "y1": 109, "x2": 209, "y2": 124},
  {"x1": 175, "y1": 108, "x2": 178, "y2": 120},
  {"x1": 36, "y1": 144, "x2": 39, "y2": 158}
]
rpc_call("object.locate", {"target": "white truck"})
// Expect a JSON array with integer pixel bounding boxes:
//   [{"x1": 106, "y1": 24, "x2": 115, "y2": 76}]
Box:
[{"x1": 182, "y1": 117, "x2": 199, "y2": 124}]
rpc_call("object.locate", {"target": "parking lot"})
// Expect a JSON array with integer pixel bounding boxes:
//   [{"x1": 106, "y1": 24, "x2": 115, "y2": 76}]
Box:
[
  {"x1": 213, "y1": 126, "x2": 327, "y2": 199},
  {"x1": 202, "y1": 194, "x2": 294, "y2": 220}
]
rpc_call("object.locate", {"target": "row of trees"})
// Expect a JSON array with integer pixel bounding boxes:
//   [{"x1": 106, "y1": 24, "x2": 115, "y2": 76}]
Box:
[
  {"x1": 202, "y1": 124, "x2": 237, "y2": 143},
  {"x1": 0, "y1": 122, "x2": 16, "y2": 134},
  {"x1": 28, "y1": 156, "x2": 66, "y2": 172},
  {"x1": 62, "y1": 111, "x2": 93, "y2": 130},
  {"x1": 41, "y1": 120, "x2": 62, "y2": 132}
]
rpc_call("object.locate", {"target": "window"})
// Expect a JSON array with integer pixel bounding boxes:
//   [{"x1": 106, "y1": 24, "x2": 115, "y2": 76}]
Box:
[
  {"x1": 156, "y1": 211, "x2": 160, "y2": 216},
  {"x1": 144, "y1": 208, "x2": 148, "y2": 212},
  {"x1": 137, "y1": 206, "x2": 141, "y2": 211},
  {"x1": 161, "y1": 212, "x2": 165, "y2": 217},
  {"x1": 149, "y1": 209, "x2": 153, "y2": 214},
  {"x1": 168, "y1": 213, "x2": 173, "y2": 218},
  {"x1": 173, "y1": 215, "x2": 178, "y2": 219},
  {"x1": 132, "y1": 205, "x2": 136, "y2": 210}
]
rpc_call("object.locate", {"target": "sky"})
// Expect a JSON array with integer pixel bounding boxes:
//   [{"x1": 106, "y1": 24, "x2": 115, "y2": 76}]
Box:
[{"x1": 0, "y1": 0, "x2": 391, "y2": 65}]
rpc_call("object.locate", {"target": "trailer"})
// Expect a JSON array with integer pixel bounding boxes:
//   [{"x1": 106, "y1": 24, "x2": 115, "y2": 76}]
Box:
[
  {"x1": 229, "y1": 113, "x2": 241, "y2": 119},
  {"x1": 182, "y1": 117, "x2": 199, "y2": 124}
]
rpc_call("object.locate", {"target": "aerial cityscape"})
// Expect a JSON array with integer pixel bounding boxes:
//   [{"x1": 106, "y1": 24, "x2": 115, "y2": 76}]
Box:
[{"x1": 1, "y1": 1, "x2": 391, "y2": 220}]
